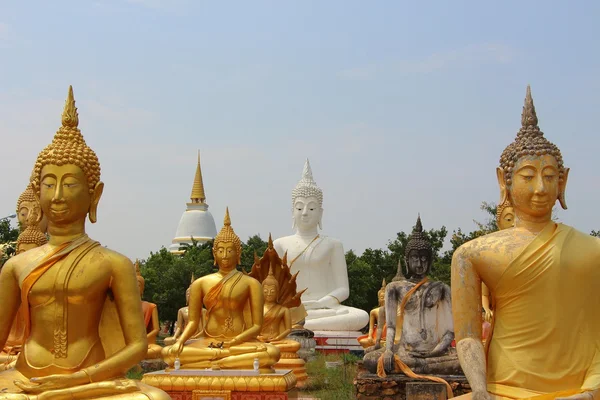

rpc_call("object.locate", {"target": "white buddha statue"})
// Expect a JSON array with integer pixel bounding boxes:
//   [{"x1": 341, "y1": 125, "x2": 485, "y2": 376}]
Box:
[{"x1": 273, "y1": 159, "x2": 369, "y2": 332}]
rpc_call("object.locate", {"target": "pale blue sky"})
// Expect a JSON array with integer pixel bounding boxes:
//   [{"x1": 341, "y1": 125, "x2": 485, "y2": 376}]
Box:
[{"x1": 1, "y1": 1, "x2": 599, "y2": 260}]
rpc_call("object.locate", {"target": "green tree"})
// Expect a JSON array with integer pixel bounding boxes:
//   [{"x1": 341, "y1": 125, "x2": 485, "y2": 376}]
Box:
[
  {"x1": 240, "y1": 234, "x2": 268, "y2": 272},
  {"x1": 591, "y1": 231, "x2": 600, "y2": 238},
  {"x1": 0, "y1": 219, "x2": 19, "y2": 268}
]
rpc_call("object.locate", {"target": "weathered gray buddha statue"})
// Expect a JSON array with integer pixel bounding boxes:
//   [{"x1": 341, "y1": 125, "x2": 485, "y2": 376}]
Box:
[{"x1": 364, "y1": 216, "x2": 461, "y2": 377}]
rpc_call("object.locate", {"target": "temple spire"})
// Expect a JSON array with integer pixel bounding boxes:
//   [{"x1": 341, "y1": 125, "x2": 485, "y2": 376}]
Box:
[{"x1": 190, "y1": 151, "x2": 206, "y2": 204}]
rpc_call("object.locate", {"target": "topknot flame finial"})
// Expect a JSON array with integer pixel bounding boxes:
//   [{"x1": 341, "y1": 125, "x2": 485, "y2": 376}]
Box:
[
  {"x1": 521, "y1": 85, "x2": 539, "y2": 129},
  {"x1": 61, "y1": 85, "x2": 79, "y2": 128},
  {"x1": 224, "y1": 207, "x2": 231, "y2": 226},
  {"x1": 415, "y1": 214, "x2": 423, "y2": 233}
]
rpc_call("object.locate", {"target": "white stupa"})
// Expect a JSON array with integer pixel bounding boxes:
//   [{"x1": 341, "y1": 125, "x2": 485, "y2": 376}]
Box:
[{"x1": 168, "y1": 152, "x2": 217, "y2": 254}]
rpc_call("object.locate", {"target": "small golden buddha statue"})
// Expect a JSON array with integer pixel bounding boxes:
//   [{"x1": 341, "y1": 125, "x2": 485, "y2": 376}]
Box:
[
  {"x1": 15, "y1": 184, "x2": 47, "y2": 234},
  {"x1": 135, "y1": 261, "x2": 163, "y2": 359},
  {"x1": 248, "y1": 235, "x2": 308, "y2": 384},
  {"x1": 164, "y1": 273, "x2": 202, "y2": 346},
  {"x1": 162, "y1": 208, "x2": 280, "y2": 370},
  {"x1": 0, "y1": 86, "x2": 169, "y2": 399},
  {"x1": 1, "y1": 191, "x2": 48, "y2": 370},
  {"x1": 358, "y1": 279, "x2": 387, "y2": 350},
  {"x1": 481, "y1": 200, "x2": 515, "y2": 325},
  {"x1": 452, "y1": 86, "x2": 600, "y2": 400}
]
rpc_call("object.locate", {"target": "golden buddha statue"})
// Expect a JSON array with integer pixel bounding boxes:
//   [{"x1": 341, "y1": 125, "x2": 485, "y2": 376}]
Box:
[
  {"x1": 15, "y1": 184, "x2": 47, "y2": 234},
  {"x1": 452, "y1": 86, "x2": 600, "y2": 400},
  {"x1": 162, "y1": 208, "x2": 280, "y2": 370},
  {"x1": 358, "y1": 279, "x2": 387, "y2": 350},
  {"x1": 1, "y1": 190, "x2": 48, "y2": 371},
  {"x1": 248, "y1": 235, "x2": 308, "y2": 385},
  {"x1": 163, "y1": 273, "x2": 201, "y2": 346},
  {"x1": 135, "y1": 261, "x2": 163, "y2": 359},
  {"x1": 0, "y1": 86, "x2": 169, "y2": 399},
  {"x1": 481, "y1": 200, "x2": 515, "y2": 325}
]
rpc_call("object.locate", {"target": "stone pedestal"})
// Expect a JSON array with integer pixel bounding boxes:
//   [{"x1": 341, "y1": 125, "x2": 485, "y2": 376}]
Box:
[
  {"x1": 142, "y1": 369, "x2": 297, "y2": 400},
  {"x1": 353, "y1": 362, "x2": 470, "y2": 400},
  {"x1": 288, "y1": 329, "x2": 316, "y2": 361},
  {"x1": 313, "y1": 330, "x2": 364, "y2": 353}
]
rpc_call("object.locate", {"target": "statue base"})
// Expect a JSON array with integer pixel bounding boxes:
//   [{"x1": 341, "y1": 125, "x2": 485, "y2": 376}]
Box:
[
  {"x1": 313, "y1": 330, "x2": 364, "y2": 353},
  {"x1": 142, "y1": 369, "x2": 297, "y2": 400},
  {"x1": 353, "y1": 362, "x2": 470, "y2": 400},
  {"x1": 288, "y1": 329, "x2": 317, "y2": 361},
  {"x1": 274, "y1": 352, "x2": 308, "y2": 388}
]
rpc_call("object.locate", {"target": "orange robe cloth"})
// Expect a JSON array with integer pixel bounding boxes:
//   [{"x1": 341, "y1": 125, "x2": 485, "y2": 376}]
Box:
[{"x1": 485, "y1": 223, "x2": 600, "y2": 399}]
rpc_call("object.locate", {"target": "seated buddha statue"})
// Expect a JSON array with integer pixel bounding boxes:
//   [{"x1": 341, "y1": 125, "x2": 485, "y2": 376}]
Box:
[
  {"x1": 135, "y1": 261, "x2": 163, "y2": 359},
  {"x1": 1, "y1": 189, "x2": 48, "y2": 370},
  {"x1": 164, "y1": 273, "x2": 201, "y2": 346},
  {"x1": 358, "y1": 279, "x2": 387, "y2": 350},
  {"x1": 452, "y1": 86, "x2": 600, "y2": 400},
  {"x1": 481, "y1": 200, "x2": 514, "y2": 326},
  {"x1": 364, "y1": 216, "x2": 461, "y2": 379},
  {"x1": 0, "y1": 86, "x2": 169, "y2": 399},
  {"x1": 248, "y1": 235, "x2": 308, "y2": 384},
  {"x1": 273, "y1": 159, "x2": 369, "y2": 332},
  {"x1": 162, "y1": 208, "x2": 280, "y2": 370}
]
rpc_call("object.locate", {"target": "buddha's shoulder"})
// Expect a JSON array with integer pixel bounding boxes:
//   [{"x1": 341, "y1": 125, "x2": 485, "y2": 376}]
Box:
[
  {"x1": 87, "y1": 245, "x2": 133, "y2": 268},
  {"x1": 560, "y1": 224, "x2": 600, "y2": 254},
  {"x1": 455, "y1": 229, "x2": 512, "y2": 254},
  {"x1": 3, "y1": 243, "x2": 52, "y2": 274}
]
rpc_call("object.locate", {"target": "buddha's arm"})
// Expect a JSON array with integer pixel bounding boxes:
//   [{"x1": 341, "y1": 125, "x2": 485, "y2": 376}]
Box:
[
  {"x1": 451, "y1": 247, "x2": 488, "y2": 396},
  {"x1": 84, "y1": 257, "x2": 149, "y2": 382},
  {"x1": 0, "y1": 260, "x2": 21, "y2": 350},
  {"x1": 367, "y1": 309, "x2": 377, "y2": 338},
  {"x1": 272, "y1": 308, "x2": 292, "y2": 342},
  {"x1": 227, "y1": 279, "x2": 263, "y2": 346},
  {"x1": 481, "y1": 283, "x2": 493, "y2": 322},
  {"x1": 321, "y1": 241, "x2": 349, "y2": 305},
  {"x1": 171, "y1": 308, "x2": 185, "y2": 339},
  {"x1": 374, "y1": 306, "x2": 385, "y2": 344},
  {"x1": 383, "y1": 286, "x2": 399, "y2": 352},
  {"x1": 147, "y1": 307, "x2": 160, "y2": 343}
]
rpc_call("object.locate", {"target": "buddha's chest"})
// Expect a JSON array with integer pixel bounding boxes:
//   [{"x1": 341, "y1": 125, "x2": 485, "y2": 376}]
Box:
[
  {"x1": 28, "y1": 259, "x2": 111, "y2": 307},
  {"x1": 286, "y1": 241, "x2": 332, "y2": 270}
]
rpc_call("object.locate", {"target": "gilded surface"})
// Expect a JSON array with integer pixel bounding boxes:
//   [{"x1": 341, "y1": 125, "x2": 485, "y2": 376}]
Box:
[
  {"x1": 452, "y1": 86, "x2": 600, "y2": 400},
  {"x1": 0, "y1": 86, "x2": 169, "y2": 399}
]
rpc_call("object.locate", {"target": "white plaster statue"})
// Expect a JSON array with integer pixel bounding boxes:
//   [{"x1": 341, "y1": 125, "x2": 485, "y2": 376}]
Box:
[{"x1": 273, "y1": 159, "x2": 369, "y2": 332}]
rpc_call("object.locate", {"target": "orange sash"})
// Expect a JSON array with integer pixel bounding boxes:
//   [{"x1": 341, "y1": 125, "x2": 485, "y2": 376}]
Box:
[{"x1": 141, "y1": 301, "x2": 156, "y2": 331}]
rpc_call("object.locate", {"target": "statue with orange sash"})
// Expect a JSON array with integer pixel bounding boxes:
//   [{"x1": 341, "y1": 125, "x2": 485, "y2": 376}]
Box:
[
  {"x1": 451, "y1": 86, "x2": 600, "y2": 400},
  {"x1": 164, "y1": 273, "x2": 202, "y2": 346},
  {"x1": 161, "y1": 208, "x2": 280, "y2": 370},
  {"x1": 358, "y1": 279, "x2": 388, "y2": 350},
  {"x1": 248, "y1": 234, "x2": 308, "y2": 385},
  {"x1": 363, "y1": 215, "x2": 461, "y2": 397},
  {"x1": 134, "y1": 261, "x2": 163, "y2": 359},
  {"x1": 0, "y1": 86, "x2": 169, "y2": 399}
]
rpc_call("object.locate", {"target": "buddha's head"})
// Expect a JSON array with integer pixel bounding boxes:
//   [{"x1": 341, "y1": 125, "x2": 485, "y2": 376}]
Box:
[
  {"x1": 291, "y1": 159, "x2": 323, "y2": 232},
  {"x1": 497, "y1": 86, "x2": 568, "y2": 221},
  {"x1": 16, "y1": 219, "x2": 48, "y2": 255},
  {"x1": 404, "y1": 215, "x2": 433, "y2": 280},
  {"x1": 377, "y1": 279, "x2": 386, "y2": 307},
  {"x1": 213, "y1": 208, "x2": 242, "y2": 270},
  {"x1": 262, "y1": 266, "x2": 280, "y2": 304},
  {"x1": 496, "y1": 200, "x2": 515, "y2": 230},
  {"x1": 30, "y1": 86, "x2": 103, "y2": 231}
]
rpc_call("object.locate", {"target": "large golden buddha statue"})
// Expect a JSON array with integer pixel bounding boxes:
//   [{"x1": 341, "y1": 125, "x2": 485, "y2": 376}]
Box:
[
  {"x1": 0, "y1": 86, "x2": 169, "y2": 399},
  {"x1": 162, "y1": 208, "x2": 280, "y2": 370},
  {"x1": 135, "y1": 261, "x2": 163, "y2": 360},
  {"x1": 452, "y1": 86, "x2": 600, "y2": 400}
]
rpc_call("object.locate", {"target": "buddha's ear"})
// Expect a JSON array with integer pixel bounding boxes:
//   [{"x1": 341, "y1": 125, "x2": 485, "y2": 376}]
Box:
[
  {"x1": 559, "y1": 168, "x2": 570, "y2": 210},
  {"x1": 292, "y1": 215, "x2": 296, "y2": 230},
  {"x1": 89, "y1": 182, "x2": 104, "y2": 223},
  {"x1": 212, "y1": 247, "x2": 217, "y2": 266},
  {"x1": 318, "y1": 207, "x2": 323, "y2": 230},
  {"x1": 32, "y1": 183, "x2": 44, "y2": 224},
  {"x1": 496, "y1": 167, "x2": 508, "y2": 208}
]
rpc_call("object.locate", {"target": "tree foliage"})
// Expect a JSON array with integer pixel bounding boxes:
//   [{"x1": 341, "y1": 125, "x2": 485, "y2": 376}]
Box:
[{"x1": 0, "y1": 220, "x2": 19, "y2": 268}]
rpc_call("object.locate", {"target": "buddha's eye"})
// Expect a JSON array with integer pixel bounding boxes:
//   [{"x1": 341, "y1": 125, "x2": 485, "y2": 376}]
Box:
[
  {"x1": 522, "y1": 175, "x2": 534, "y2": 181},
  {"x1": 544, "y1": 175, "x2": 555, "y2": 181}
]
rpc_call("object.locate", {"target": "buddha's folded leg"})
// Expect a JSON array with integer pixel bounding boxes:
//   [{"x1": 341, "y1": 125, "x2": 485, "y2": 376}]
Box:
[
  {"x1": 270, "y1": 339, "x2": 301, "y2": 353},
  {"x1": 146, "y1": 344, "x2": 163, "y2": 360},
  {"x1": 161, "y1": 344, "x2": 223, "y2": 366},
  {"x1": 210, "y1": 343, "x2": 280, "y2": 370}
]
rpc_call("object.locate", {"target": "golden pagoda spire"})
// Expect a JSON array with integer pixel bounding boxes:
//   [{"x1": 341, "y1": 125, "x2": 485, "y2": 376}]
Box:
[{"x1": 190, "y1": 151, "x2": 206, "y2": 204}]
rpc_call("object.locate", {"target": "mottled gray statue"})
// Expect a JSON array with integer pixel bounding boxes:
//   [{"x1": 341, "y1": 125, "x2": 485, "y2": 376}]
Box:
[{"x1": 364, "y1": 216, "x2": 461, "y2": 375}]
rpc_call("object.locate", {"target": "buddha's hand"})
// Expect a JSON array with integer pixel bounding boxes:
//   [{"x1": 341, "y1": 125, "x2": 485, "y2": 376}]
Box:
[
  {"x1": 484, "y1": 309, "x2": 493, "y2": 323},
  {"x1": 408, "y1": 350, "x2": 430, "y2": 358},
  {"x1": 382, "y1": 350, "x2": 395, "y2": 373},
  {"x1": 169, "y1": 340, "x2": 185, "y2": 357},
  {"x1": 14, "y1": 372, "x2": 88, "y2": 393},
  {"x1": 472, "y1": 391, "x2": 492, "y2": 400}
]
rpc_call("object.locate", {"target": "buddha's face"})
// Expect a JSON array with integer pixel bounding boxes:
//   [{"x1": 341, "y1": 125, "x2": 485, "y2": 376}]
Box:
[
  {"x1": 39, "y1": 164, "x2": 92, "y2": 226},
  {"x1": 17, "y1": 201, "x2": 36, "y2": 228},
  {"x1": 377, "y1": 291, "x2": 385, "y2": 307},
  {"x1": 407, "y1": 249, "x2": 431, "y2": 277},
  {"x1": 293, "y1": 196, "x2": 322, "y2": 231},
  {"x1": 498, "y1": 206, "x2": 515, "y2": 230},
  {"x1": 214, "y1": 241, "x2": 239, "y2": 270},
  {"x1": 509, "y1": 154, "x2": 560, "y2": 219},
  {"x1": 263, "y1": 283, "x2": 278, "y2": 303}
]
